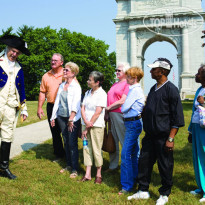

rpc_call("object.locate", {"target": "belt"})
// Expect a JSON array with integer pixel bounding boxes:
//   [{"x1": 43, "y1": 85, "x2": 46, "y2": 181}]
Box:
[{"x1": 123, "y1": 115, "x2": 141, "y2": 122}]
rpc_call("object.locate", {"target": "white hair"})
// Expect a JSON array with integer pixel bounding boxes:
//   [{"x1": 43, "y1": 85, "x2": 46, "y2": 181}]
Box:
[{"x1": 117, "y1": 62, "x2": 130, "y2": 73}]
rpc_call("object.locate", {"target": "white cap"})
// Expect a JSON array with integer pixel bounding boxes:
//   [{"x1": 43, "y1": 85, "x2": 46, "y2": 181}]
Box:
[{"x1": 147, "y1": 60, "x2": 171, "y2": 70}]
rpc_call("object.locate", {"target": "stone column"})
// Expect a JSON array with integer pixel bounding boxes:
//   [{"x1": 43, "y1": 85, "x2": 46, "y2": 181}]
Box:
[
  {"x1": 182, "y1": 27, "x2": 190, "y2": 74},
  {"x1": 137, "y1": 55, "x2": 145, "y2": 89},
  {"x1": 130, "y1": 29, "x2": 137, "y2": 66}
]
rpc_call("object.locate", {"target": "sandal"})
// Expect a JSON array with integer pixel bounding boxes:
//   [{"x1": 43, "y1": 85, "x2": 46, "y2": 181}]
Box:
[
  {"x1": 94, "y1": 176, "x2": 102, "y2": 184},
  {"x1": 60, "y1": 166, "x2": 71, "y2": 173},
  {"x1": 80, "y1": 176, "x2": 91, "y2": 182},
  {"x1": 118, "y1": 189, "x2": 129, "y2": 195},
  {"x1": 70, "y1": 171, "x2": 78, "y2": 179}
]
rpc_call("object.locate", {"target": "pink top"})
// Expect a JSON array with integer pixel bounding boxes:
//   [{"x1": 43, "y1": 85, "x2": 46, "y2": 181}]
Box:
[{"x1": 107, "y1": 80, "x2": 129, "y2": 113}]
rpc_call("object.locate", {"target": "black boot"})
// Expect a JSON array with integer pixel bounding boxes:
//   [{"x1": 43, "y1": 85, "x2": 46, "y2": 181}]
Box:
[{"x1": 0, "y1": 141, "x2": 17, "y2": 180}]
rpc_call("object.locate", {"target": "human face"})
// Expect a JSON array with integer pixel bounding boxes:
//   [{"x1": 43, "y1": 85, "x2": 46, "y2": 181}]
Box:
[
  {"x1": 63, "y1": 66, "x2": 75, "y2": 79},
  {"x1": 7, "y1": 47, "x2": 21, "y2": 62},
  {"x1": 115, "y1": 66, "x2": 125, "y2": 80},
  {"x1": 51, "y1": 55, "x2": 63, "y2": 70},
  {"x1": 87, "y1": 76, "x2": 99, "y2": 89},
  {"x1": 126, "y1": 75, "x2": 137, "y2": 85},
  {"x1": 195, "y1": 67, "x2": 204, "y2": 83},
  {"x1": 150, "y1": 67, "x2": 163, "y2": 80}
]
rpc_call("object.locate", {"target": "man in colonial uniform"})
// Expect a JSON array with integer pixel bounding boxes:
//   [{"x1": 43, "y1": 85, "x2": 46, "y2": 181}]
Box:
[{"x1": 0, "y1": 35, "x2": 30, "y2": 179}]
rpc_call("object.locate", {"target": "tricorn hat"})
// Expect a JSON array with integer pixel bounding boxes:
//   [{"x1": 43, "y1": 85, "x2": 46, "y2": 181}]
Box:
[{"x1": 0, "y1": 35, "x2": 30, "y2": 56}]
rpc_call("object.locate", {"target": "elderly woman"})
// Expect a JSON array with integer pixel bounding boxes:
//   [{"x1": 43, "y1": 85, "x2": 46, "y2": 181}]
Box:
[
  {"x1": 105, "y1": 62, "x2": 130, "y2": 172},
  {"x1": 80, "y1": 71, "x2": 107, "y2": 184},
  {"x1": 50, "y1": 62, "x2": 81, "y2": 178},
  {"x1": 118, "y1": 67, "x2": 145, "y2": 195},
  {"x1": 188, "y1": 65, "x2": 205, "y2": 203}
]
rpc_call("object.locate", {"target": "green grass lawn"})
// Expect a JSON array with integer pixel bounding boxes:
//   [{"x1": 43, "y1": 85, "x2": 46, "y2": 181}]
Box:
[{"x1": 0, "y1": 101, "x2": 202, "y2": 204}]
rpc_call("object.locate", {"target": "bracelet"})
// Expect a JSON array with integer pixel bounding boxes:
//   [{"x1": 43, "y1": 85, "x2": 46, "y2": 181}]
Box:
[{"x1": 68, "y1": 119, "x2": 73, "y2": 122}]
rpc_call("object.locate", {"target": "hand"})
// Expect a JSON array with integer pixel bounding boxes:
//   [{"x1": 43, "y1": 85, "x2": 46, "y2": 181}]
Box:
[
  {"x1": 197, "y1": 96, "x2": 204, "y2": 104},
  {"x1": 81, "y1": 129, "x2": 88, "y2": 140},
  {"x1": 68, "y1": 121, "x2": 75, "y2": 132},
  {"x1": 51, "y1": 120, "x2": 55, "y2": 127},
  {"x1": 37, "y1": 108, "x2": 45, "y2": 120},
  {"x1": 20, "y1": 114, "x2": 27, "y2": 121},
  {"x1": 165, "y1": 140, "x2": 174, "y2": 152},
  {"x1": 85, "y1": 121, "x2": 93, "y2": 129},
  {"x1": 188, "y1": 133, "x2": 192, "y2": 143}
]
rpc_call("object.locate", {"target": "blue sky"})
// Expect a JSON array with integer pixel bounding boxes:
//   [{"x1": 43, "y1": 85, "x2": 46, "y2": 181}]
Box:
[
  {"x1": 0, "y1": 0, "x2": 117, "y2": 53},
  {"x1": 1, "y1": 0, "x2": 205, "y2": 94}
]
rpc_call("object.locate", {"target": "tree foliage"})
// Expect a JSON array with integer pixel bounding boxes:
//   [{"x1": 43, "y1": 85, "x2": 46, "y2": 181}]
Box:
[{"x1": 0, "y1": 26, "x2": 116, "y2": 100}]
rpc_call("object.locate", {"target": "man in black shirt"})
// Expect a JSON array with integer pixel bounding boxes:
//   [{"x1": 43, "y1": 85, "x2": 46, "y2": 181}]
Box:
[{"x1": 127, "y1": 58, "x2": 184, "y2": 205}]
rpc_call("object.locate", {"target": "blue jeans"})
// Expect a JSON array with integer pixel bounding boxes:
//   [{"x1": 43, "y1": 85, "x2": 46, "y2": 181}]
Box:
[
  {"x1": 57, "y1": 116, "x2": 80, "y2": 172},
  {"x1": 120, "y1": 119, "x2": 142, "y2": 191}
]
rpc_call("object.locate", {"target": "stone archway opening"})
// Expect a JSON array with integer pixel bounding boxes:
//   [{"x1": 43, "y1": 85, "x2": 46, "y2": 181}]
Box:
[
  {"x1": 114, "y1": 0, "x2": 205, "y2": 96},
  {"x1": 143, "y1": 41, "x2": 178, "y2": 95}
]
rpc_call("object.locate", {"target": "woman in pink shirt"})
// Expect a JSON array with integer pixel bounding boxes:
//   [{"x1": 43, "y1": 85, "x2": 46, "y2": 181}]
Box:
[{"x1": 105, "y1": 62, "x2": 130, "y2": 172}]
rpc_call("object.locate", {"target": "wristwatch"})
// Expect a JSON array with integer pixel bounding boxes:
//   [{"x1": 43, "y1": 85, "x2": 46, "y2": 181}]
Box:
[{"x1": 168, "y1": 137, "x2": 174, "y2": 142}]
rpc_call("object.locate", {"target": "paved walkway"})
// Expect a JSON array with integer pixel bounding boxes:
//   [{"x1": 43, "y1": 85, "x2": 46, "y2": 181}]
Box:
[{"x1": 9, "y1": 120, "x2": 52, "y2": 159}]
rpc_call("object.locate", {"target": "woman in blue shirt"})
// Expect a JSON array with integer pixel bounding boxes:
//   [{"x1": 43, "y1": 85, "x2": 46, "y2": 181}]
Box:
[{"x1": 118, "y1": 66, "x2": 145, "y2": 195}]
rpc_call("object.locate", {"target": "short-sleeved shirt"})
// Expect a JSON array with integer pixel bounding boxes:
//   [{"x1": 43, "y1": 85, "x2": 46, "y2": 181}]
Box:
[
  {"x1": 40, "y1": 69, "x2": 63, "y2": 104},
  {"x1": 107, "y1": 80, "x2": 129, "y2": 113},
  {"x1": 143, "y1": 81, "x2": 184, "y2": 138},
  {"x1": 82, "y1": 87, "x2": 107, "y2": 127}
]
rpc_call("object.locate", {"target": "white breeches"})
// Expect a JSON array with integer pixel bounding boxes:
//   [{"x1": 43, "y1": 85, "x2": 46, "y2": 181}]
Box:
[{"x1": 0, "y1": 104, "x2": 16, "y2": 142}]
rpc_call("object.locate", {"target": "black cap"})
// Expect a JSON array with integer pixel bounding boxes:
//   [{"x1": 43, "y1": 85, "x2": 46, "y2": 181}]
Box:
[{"x1": 0, "y1": 35, "x2": 30, "y2": 56}]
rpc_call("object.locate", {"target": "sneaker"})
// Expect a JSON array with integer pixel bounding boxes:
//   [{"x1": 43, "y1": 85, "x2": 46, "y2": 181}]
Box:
[
  {"x1": 199, "y1": 197, "x2": 205, "y2": 203},
  {"x1": 190, "y1": 189, "x2": 202, "y2": 195},
  {"x1": 127, "y1": 191, "x2": 150, "y2": 200},
  {"x1": 156, "y1": 195, "x2": 168, "y2": 205}
]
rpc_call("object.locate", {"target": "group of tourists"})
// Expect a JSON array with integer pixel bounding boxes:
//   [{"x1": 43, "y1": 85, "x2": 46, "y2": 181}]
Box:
[{"x1": 0, "y1": 34, "x2": 205, "y2": 205}]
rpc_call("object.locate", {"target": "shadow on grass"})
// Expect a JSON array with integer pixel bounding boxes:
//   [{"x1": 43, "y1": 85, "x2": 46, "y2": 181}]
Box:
[{"x1": 28, "y1": 141, "x2": 54, "y2": 160}]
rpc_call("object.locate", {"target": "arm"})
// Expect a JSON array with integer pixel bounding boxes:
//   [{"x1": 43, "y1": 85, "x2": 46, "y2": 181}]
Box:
[
  {"x1": 81, "y1": 104, "x2": 93, "y2": 128},
  {"x1": 37, "y1": 92, "x2": 46, "y2": 119},
  {"x1": 68, "y1": 111, "x2": 77, "y2": 132},
  {"x1": 106, "y1": 94, "x2": 127, "y2": 111},
  {"x1": 165, "y1": 127, "x2": 178, "y2": 151},
  {"x1": 90, "y1": 106, "x2": 103, "y2": 125},
  {"x1": 20, "y1": 103, "x2": 28, "y2": 121}
]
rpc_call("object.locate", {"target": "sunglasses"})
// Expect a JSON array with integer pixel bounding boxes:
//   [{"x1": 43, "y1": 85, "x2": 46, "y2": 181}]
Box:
[
  {"x1": 115, "y1": 69, "x2": 122, "y2": 73},
  {"x1": 63, "y1": 69, "x2": 71, "y2": 72}
]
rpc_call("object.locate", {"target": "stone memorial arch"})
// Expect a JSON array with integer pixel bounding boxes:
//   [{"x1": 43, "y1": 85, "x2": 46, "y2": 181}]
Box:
[{"x1": 114, "y1": 0, "x2": 205, "y2": 96}]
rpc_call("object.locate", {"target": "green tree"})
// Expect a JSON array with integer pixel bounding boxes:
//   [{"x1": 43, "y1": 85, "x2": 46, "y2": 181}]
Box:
[{"x1": 0, "y1": 26, "x2": 116, "y2": 100}]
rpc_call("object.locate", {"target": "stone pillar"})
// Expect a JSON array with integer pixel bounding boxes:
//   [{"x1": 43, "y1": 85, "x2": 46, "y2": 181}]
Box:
[
  {"x1": 182, "y1": 27, "x2": 190, "y2": 74},
  {"x1": 137, "y1": 55, "x2": 145, "y2": 89},
  {"x1": 130, "y1": 30, "x2": 137, "y2": 66}
]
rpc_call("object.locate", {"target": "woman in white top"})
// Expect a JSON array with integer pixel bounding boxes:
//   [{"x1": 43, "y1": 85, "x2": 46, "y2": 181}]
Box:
[
  {"x1": 50, "y1": 62, "x2": 81, "y2": 178},
  {"x1": 80, "y1": 71, "x2": 107, "y2": 184}
]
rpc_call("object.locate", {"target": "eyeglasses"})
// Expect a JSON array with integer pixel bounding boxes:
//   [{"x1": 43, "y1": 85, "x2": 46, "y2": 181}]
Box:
[
  {"x1": 63, "y1": 69, "x2": 71, "y2": 72},
  {"x1": 115, "y1": 69, "x2": 122, "y2": 73}
]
